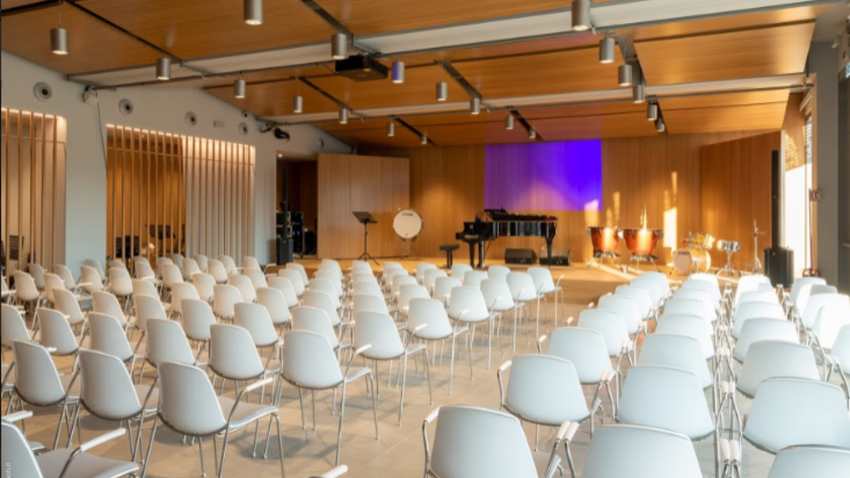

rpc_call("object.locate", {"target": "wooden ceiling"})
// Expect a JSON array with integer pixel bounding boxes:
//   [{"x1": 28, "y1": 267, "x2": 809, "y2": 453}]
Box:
[
  {"x1": 660, "y1": 90, "x2": 791, "y2": 135},
  {"x1": 205, "y1": 79, "x2": 341, "y2": 117},
  {"x1": 530, "y1": 112, "x2": 658, "y2": 142}
]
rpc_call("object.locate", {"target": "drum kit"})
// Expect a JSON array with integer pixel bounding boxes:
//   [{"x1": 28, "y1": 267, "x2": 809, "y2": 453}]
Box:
[
  {"x1": 393, "y1": 208, "x2": 424, "y2": 260},
  {"x1": 715, "y1": 239, "x2": 742, "y2": 277},
  {"x1": 672, "y1": 232, "x2": 714, "y2": 275}
]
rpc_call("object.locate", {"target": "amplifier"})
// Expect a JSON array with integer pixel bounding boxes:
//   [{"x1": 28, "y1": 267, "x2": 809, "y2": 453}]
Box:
[
  {"x1": 540, "y1": 248, "x2": 571, "y2": 266},
  {"x1": 505, "y1": 248, "x2": 537, "y2": 265}
]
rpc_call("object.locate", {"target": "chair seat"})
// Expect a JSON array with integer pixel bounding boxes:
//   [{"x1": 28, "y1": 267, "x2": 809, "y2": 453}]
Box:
[
  {"x1": 538, "y1": 286, "x2": 561, "y2": 295},
  {"x1": 345, "y1": 367, "x2": 372, "y2": 384},
  {"x1": 216, "y1": 397, "x2": 278, "y2": 432},
  {"x1": 36, "y1": 448, "x2": 139, "y2": 478},
  {"x1": 135, "y1": 385, "x2": 160, "y2": 414},
  {"x1": 29, "y1": 440, "x2": 45, "y2": 452}
]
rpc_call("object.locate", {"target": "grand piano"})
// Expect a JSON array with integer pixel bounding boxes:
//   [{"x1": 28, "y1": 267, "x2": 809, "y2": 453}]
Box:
[{"x1": 455, "y1": 209, "x2": 558, "y2": 268}]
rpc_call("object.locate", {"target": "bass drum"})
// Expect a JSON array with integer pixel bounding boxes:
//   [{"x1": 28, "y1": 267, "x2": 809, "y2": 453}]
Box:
[
  {"x1": 393, "y1": 209, "x2": 424, "y2": 240},
  {"x1": 672, "y1": 248, "x2": 713, "y2": 274}
]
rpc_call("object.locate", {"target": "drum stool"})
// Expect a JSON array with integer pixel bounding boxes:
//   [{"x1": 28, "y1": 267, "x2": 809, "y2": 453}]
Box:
[{"x1": 440, "y1": 244, "x2": 459, "y2": 269}]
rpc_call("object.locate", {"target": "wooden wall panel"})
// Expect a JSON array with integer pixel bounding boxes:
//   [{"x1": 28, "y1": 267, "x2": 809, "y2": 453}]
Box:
[
  {"x1": 317, "y1": 153, "x2": 410, "y2": 259},
  {"x1": 701, "y1": 133, "x2": 780, "y2": 271}
]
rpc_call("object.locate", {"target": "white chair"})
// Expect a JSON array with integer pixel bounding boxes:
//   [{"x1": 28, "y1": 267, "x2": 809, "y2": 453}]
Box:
[
  {"x1": 207, "y1": 259, "x2": 229, "y2": 284},
  {"x1": 192, "y1": 272, "x2": 217, "y2": 303},
  {"x1": 673, "y1": 289, "x2": 715, "y2": 321},
  {"x1": 88, "y1": 312, "x2": 144, "y2": 376},
  {"x1": 279, "y1": 269, "x2": 306, "y2": 298},
  {"x1": 243, "y1": 267, "x2": 269, "y2": 290},
  {"x1": 37, "y1": 308, "x2": 83, "y2": 370},
  {"x1": 2, "y1": 414, "x2": 138, "y2": 478},
  {"x1": 194, "y1": 254, "x2": 209, "y2": 273},
  {"x1": 132, "y1": 280, "x2": 160, "y2": 306},
  {"x1": 235, "y1": 303, "x2": 282, "y2": 349},
  {"x1": 161, "y1": 264, "x2": 185, "y2": 299},
  {"x1": 656, "y1": 314, "x2": 715, "y2": 361},
  {"x1": 498, "y1": 354, "x2": 600, "y2": 473},
  {"x1": 11, "y1": 340, "x2": 81, "y2": 448},
  {"x1": 286, "y1": 262, "x2": 310, "y2": 288},
  {"x1": 433, "y1": 277, "x2": 462, "y2": 305},
  {"x1": 731, "y1": 301, "x2": 787, "y2": 340},
  {"x1": 391, "y1": 274, "x2": 418, "y2": 303},
  {"x1": 397, "y1": 284, "x2": 430, "y2": 319},
  {"x1": 735, "y1": 275, "x2": 772, "y2": 305},
  {"x1": 141, "y1": 318, "x2": 207, "y2": 384},
  {"x1": 53, "y1": 288, "x2": 88, "y2": 333},
  {"x1": 108, "y1": 268, "x2": 134, "y2": 310},
  {"x1": 597, "y1": 294, "x2": 644, "y2": 339},
  {"x1": 269, "y1": 277, "x2": 300, "y2": 308},
  {"x1": 54, "y1": 264, "x2": 82, "y2": 292},
  {"x1": 134, "y1": 260, "x2": 158, "y2": 285},
  {"x1": 209, "y1": 324, "x2": 280, "y2": 404},
  {"x1": 243, "y1": 256, "x2": 262, "y2": 271},
  {"x1": 353, "y1": 311, "x2": 432, "y2": 426},
  {"x1": 487, "y1": 265, "x2": 511, "y2": 282},
  {"x1": 480, "y1": 279, "x2": 515, "y2": 356},
  {"x1": 638, "y1": 334, "x2": 713, "y2": 391},
  {"x1": 213, "y1": 284, "x2": 243, "y2": 323},
  {"x1": 13, "y1": 271, "x2": 42, "y2": 317},
  {"x1": 28, "y1": 264, "x2": 46, "y2": 291},
  {"x1": 423, "y1": 406, "x2": 562, "y2": 478},
  {"x1": 109, "y1": 260, "x2": 128, "y2": 272},
  {"x1": 381, "y1": 268, "x2": 407, "y2": 293},
  {"x1": 462, "y1": 270, "x2": 488, "y2": 289},
  {"x1": 169, "y1": 282, "x2": 200, "y2": 318},
  {"x1": 73, "y1": 349, "x2": 158, "y2": 463},
  {"x1": 681, "y1": 278, "x2": 722, "y2": 311},
  {"x1": 170, "y1": 253, "x2": 185, "y2": 271},
  {"x1": 219, "y1": 255, "x2": 239, "y2": 276},
  {"x1": 133, "y1": 295, "x2": 167, "y2": 339},
  {"x1": 448, "y1": 286, "x2": 495, "y2": 370},
  {"x1": 736, "y1": 290, "x2": 779, "y2": 310},
  {"x1": 140, "y1": 361, "x2": 284, "y2": 478},
  {"x1": 292, "y1": 306, "x2": 350, "y2": 355},
  {"x1": 733, "y1": 318, "x2": 798, "y2": 363},
  {"x1": 800, "y1": 292, "x2": 843, "y2": 331},
  {"x1": 790, "y1": 277, "x2": 827, "y2": 307},
  {"x1": 181, "y1": 258, "x2": 201, "y2": 280},
  {"x1": 640, "y1": 271, "x2": 672, "y2": 300},
  {"x1": 2, "y1": 304, "x2": 35, "y2": 356},
  {"x1": 527, "y1": 267, "x2": 566, "y2": 330},
  {"x1": 615, "y1": 284, "x2": 654, "y2": 321},
  {"x1": 663, "y1": 298, "x2": 715, "y2": 329},
  {"x1": 736, "y1": 341, "x2": 821, "y2": 398},
  {"x1": 450, "y1": 264, "x2": 472, "y2": 280},
  {"x1": 79, "y1": 266, "x2": 105, "y2": 295},
  {"x1": 351, "y1": 281, "x2": 384, "y2": 301},
  {"x1": 83, "y1": 260, "x2": 107, "y2": 285},
  {"x1": 742, "y1": 378, "x2": 850, "y2": 455},
  {"x1": 423, "y1": 269, "x2": 448, "y2": 294},
  {"x1": 810, "y1": 295, "x2": 850, "y2": 354},
  {"x1": 407, "y1": 298, "x2": 472, "y2": 396},
  {"x1": 181, "y1": 299, "x2": 217, "y2": 355},
  {"x1": 1, "y1": 276, "x2": 12, "y2": 303},
  {"x1": 309, "y1": 279, "x2": 343, "y2": 311},
  {"x1": 44, "y1": 273, "x2": 68, "y2": 308},
  {"x1": 416, "y1": 263, "x2": 439, "y2": 284},
  {"x1": 92, "y1": 291, "x2": 129, "y2": 329},
  {"x1": 578, "y1": 309, "x2": 634, "y2": 367},
  {"x1": 352, "y1": 294, "x2": 390, "y2": 316},
  {"x1": 630, "y1": 276, "x2": 665, "y2": 311},
  {"x1": 506, "y1": 272, "x2": 540, "y2": 344},
  {"x1": 767, "y1": 446, "x2": 850, "y2": 478},
  {"x1": 827, "y1": 325, "x2": 850, "y2": 400},
  {"x1": 303, "y1": 289, "x2": 345, "y2": 330},
  {"x1": 256, "y1": 287, "x2": 292, "y2": 329},
  {"x1": 580, "y1": 424, "x2": 703, "y2": 478},
  {"x1": 282, "y1": 330, "x2": 378, "y2": 467},
  {"x1": 228, "y1": 274, "x2": 257, "y2": 304}
]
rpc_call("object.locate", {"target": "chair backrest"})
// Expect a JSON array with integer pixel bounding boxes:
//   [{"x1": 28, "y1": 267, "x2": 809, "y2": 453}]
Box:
[
  {"x1": 801, "y1": 292, "x2": 843, "y2": 330},
  {"x1": 737, "y1": 341, "x2": 821, "y2": 397},
  {"x1": 181, "y1": 299, "x2": 217, "y2": 342},
  {"x1": 156, "y1": 258, "x2": 174, "y2": 277},
  {"x1": 351, "y1": 273, "x2": 378, "y2": 286},
  {"x1": 416, "y1": 263, "x2": 438, "y2": 283},
  {"x1": 268, "y1": 277, "x2": 300, "y2": 307},
  {"x1": 433, "y1": 277, "x2": 462, "y2": 303},
  {"x1": 655, "y1": 314, "x2": 714, "y2": 359},
  {"x1": 734, "y1": 318, "x2": 798, "y2": 362},
  {"x1": 207, "y1": 259, "x2": 229, "y2": 284},
  {"x1": 256, "y1": 287, "x2": 292, "y2": 326},
  {"x1": 811, "y1": 295, "x2": 850, "y2": 350},
  {"x1": 132, "y1": 279, "x2": 159, "y2": 300},
  {"x1": 407, "y1": 298, "x2": 453, "y2": 340},
  {"x1": 109, "y1": 268, "x2": 134, "y2": 297},
  {"x1": 790, "y1": 277, "x2": 827, "y2": 310},
  {"x1": 630, "y1": 276, "x2": 664, "y2": 308},
  {"x1": 527, "y1": 267, "x2": 556, "y2": 294},
  {"x1": 79, "y1": 349, "x2": 142, "y2": 420},
  {"x1": 614, "y1": 285, "x2": 653, "y2": 317},
  {"x1": 157, "y1": 361, "x2": 227, "y2": 436},
  {"x1": 192, "y1": 273, "x2": 216, "y2": 303},
  {"x1": 278, "y1": 269, "x2": 305, "y2": 296},
  {"x1": 429, "y1": 406, "x2": 539, "y2": 478},
  {"x1": 54, "y1": 264, "x2": 77, "y2": 290},
  {"x1": 1, "y1": 420, "x2": 45, "y2": 478},
  {"x1": 146, "y1": 319, "x2": 198, "y2": 367},
  {"x1": 480, "y1": 279, "x2": 516, "y2": 312},
  {"x1": 83, "y1": 260, "x2": 107, "y2": 283},
  {"x1": 209, "y1": 324, "x2": 265, "y2": 380},
  {"x1": 736, "y1": 275, "x2": 772, "y2": 303},
  {"x1": 219, "y1": 255, "x2": 237, "y2": 276},
  {"x1": 235, "y1": 302, "x2": 279, "y2": 348},
  {"x1": 398, "y1": 284, "x2": 431, "y2": 312},
  {"x1": 423, "y1": 269, "x2": 448, "y2": 291},
  {"x1": 811, "y1": 284, "x2": 839, "y2": 295},
  {"x1": 88, "y1": 313, "x2": 134, "y2": 362},
  {"x1": 351, "y1": 281, "x2": 384, "y2": 300},
  {"x1": 382, "y1": 262, "x2": 403, "y2": 275},
  {"x1": 80, "y1": 265, "x2": 105, "y2": 293},
  {"x1": 41, "y1": 273, "x2": 64, "y2": 304},
  {"x1": 392, "y1": 274, "x2": 418, "y2": 298},
  {"x1": 213, "y1": 285, "x2": 243, "y2": 320},
  {"x1": 243, "y1": 256, "x2": 261, "y2": 271},
  {"x1": 832, "y1": 325, "x2": 850, "y2": 375},
  {"x1": 286, "y1": 263, "x2": 310, "y2": 287},
  {"x1": 13, "y1": 272, "x2": 39, "y2": 301},
  {"x1": 351, "y1": 263, "x2": 373, "y2": 277},
  {"x1": 28, "y1": 263, "x2": 45, "y2": 290},
  {"x1": 617, "y1": 366, "x2": 713, "y2": 440},
  {"x1": 450, "y1": 264, "x2": 472, "y2": 279},
  {"x1": 545, "y1": 327, "x2": 613, "y2": 384},
  {"x1": 282, "y1": 331, "x2": 343, "y2": 389},
  {"x1": 744, "y1": 378, "x2": 850, "y2": 453},
  {"x1": 640, "y1": 271, "x2": 672, "y2": 298},
  {"x1": 134, "y1": 261, "x2": 157, "y2": 281},
  {"x1": 302, "y1": 290, "x2": 340, "y2": 327},
  {"x1": 581, "y1": 425, "x2": 703, "y2": 478},
  {"x1": 309, "y1": 279, "x2": 342, "y2": 309},
  {"x1": 597, "y1": 294, "x2": 641, "y2": 335},
  {"x1": 181, "y1": 258, "x2": 201, "y2": 280},
  {"x1": 162, "y1": 264, "x2": 185, "y2": 289},
  {"x1": 448, "y1": 287, "x2": 490, "y2": 323},
  {"x1": 353, "y1": 294, "x2": 390, "y2": 316},
  {"x1": 504, "y1": 355, "x2": 588, "y2": 426},
  {"x1": 506, "y1": 273, "x2": 537, "y2": 302},
  {"x1": 2, "y1": 304, "x2": 32, "y2": 350},
  {"x1": 737, "y1": 290, "x2": 779, "y2": 310},
  {"x1": 228, "y1": 274, "x2": 257, "y2": 304},
  {"x1": 169, "y1": 283, "x2": 200, "y2": 315},
  {"x1": 12, "y1": 340, "x2": 65, "y2": 405},
  {"x1": 37, "y1": 308, "x2": 79, "y2": 356},
  {"x1": 578, "y1": 309, "x2": 629, "y2": 357},
  {"x1": 243, "y1": 268, "x2": 269, "y2": 290},
  {"x1": 194, "y1": 254, "x2": 209, "y2": 273},
  {"x1": 52, "y1": 288, "x2": 86, "y2": 327},
  {"x1": 353, "y1": 311, "x2": 404, "y2": 360},
  {"x1": 732, "y1": 301, "x2": 786, "y2": 338},
  {"x1": 768, "y1": 446, "x2": 850, "y2": 478},
  {"x1": 171, "y1": 254, "x2": 185, "y2": 270},
  {"x1": 292, "y1": 306, "x2": 339, "y2": 349},
  {"x1": 134, "y1": 294, "x2": 167, "y2": 333},
  {"x1": 672, "y1": 289, "x2": 714, "y2": 314},
  {"x1": 663, "y1": 298, "x2": 714, "y2": 324},
  {"x1": 682, "y1": 275, "x2": 721, "y2": 306},
  {"x1": 92, "y1": 291, "x2": 126, "y2": 324},
  {"x1": 638, "y1": 334, "x2": 712, "y2": 389},
  {"x1": 107, "y1": 260, "x2": 126, "y2": 272},
  {"x1": 487, "y1": 265, "x2": 511, "y2": 283}
]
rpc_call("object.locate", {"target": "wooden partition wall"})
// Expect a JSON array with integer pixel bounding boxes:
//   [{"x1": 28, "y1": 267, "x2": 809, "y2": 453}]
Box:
[
  {"x1": 1, "y1": 109, "x2": 67, "y2": 275},
  {"x1": 364, "y1": 130, "x2": 774, "y2": 266},
  {"x1": 106, "y1": 126, "x2": 255, "y2": 265},
  {"x1": 317, "y1": 153, "x2": 410, "y2": 259}
]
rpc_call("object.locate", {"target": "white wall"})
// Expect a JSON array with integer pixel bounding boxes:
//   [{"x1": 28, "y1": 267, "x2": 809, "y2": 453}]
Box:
[{"x1": 1, "y1": 50, "x2": 351, "y2": 274}]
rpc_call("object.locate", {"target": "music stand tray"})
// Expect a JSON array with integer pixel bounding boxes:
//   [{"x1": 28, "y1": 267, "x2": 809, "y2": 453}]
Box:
[{"x1": 353, "y1": 212, "x2": 380, "y2": 266}]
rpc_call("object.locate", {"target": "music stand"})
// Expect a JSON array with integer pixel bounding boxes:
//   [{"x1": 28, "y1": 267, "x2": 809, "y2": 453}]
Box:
[{"x1": 353, "y1": 212, "x2": 380, "y2": 266}]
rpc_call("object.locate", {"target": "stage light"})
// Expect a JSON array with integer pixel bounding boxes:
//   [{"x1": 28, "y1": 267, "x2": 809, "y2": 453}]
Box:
[
  {"x1": 421, "y1": 134, "x2": 428, "y2": 145},
  {"x1": 387, "y1": 122, "x2": 395, "y2": 137},
  {"x1": 528, "y1": 128, "x2": 537, "y2": 140},
  {"x1": 633, "y1": 83, "x2": 645, "y2": 103},
  {"x1": 156, "y1": 57, "x2": 171, "y2": 81},
  {"x1": 505, "y1": 114, "x2": 515, "y2": 130},
  {"x1": 655, "y1": 117, "x2": 666, "y2": 133},
  {"x1": 572, "y1": 0, "x2": 591, "y2": 31},
  {"x1": 436, "y1": 81, "x2": 448, "y2": 102},
  {"x1": 292, "y1": 95, "x2": 303, "y2": 114},
  {"x1": 51, "y1": 27, "x2": 68, "y2": 55},
  {"x1": 392, "y1": 60, "x2": 405, "y2": 84},
  {"x1": 646, "y1": 102, "x2": 658, "y2": 122},
  {"x1": 599, "y1": 36, "x2": 615, "y2": 64},
  {"x1": 618, "y1": 64, "x2": 633, "y2": 87},
  {"x1": 339, "y1": 108, "x2": 349, "y2": 124},
  {"x1": 234, "y1": 78, "x2": 246, "y2": 99},
  {"x1": 331, "y1": 33, "x2": 348, "y2": 60},
  {"x1": 470, "y1": 96, "x2": 481, "y2": 115},
  {"x1": 244, "y1": 0, "x2": 263, "y2": 25}
]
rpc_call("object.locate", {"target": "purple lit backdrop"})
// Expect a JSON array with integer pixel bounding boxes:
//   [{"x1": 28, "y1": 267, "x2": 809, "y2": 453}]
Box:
[{"x1": 484, "y1": 140, "x2": 603, "y2": 211}]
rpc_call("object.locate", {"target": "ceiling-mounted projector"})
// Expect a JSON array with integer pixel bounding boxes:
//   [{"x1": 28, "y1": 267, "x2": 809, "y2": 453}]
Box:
[{"x1": 335, "y1": 55, "x2": 388, "y2": 81}]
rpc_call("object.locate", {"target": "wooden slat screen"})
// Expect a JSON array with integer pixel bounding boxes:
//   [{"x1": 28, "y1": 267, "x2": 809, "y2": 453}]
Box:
[
  {"x1": 106, "y1": 126, "x2": 254, "y2": 266},
  {"x1": 0, "y1": 108, "x2": 67, "y2": 276}
]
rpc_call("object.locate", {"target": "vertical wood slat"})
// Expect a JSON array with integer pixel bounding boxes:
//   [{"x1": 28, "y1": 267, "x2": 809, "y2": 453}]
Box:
[
  {"x1": 39, "y1": 114, "x2": 45, "y2": 265},
  {"x1": 51, "y1": 116, "x2": 58, "y2": 267},
  {"x1": 4, "y1": 110, "x2": 10, "y2": 270},
  {"x1": 17, "y1": 111, "x2": 23, "y2": 268}
]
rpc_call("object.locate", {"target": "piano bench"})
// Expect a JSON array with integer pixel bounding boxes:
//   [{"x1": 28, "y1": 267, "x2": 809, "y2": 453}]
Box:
[{"x1": 439, "y1": 244, "x2": 460, "y2": 269}]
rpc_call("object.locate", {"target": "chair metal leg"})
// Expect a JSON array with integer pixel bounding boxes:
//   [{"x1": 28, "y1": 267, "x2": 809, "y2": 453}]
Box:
[
  {"x1": 311, "y1": 390, "x2": 317, "y2": 432},
  {"x1": 335, "y1": 384, "x2": 348, "y2": 467},
  {"x1": 398, "y1": 354, "x2": 409, "y2": 427},
  {"x1": 424, "y1": 350, "x2": 434, "y2": 406},
  {"x1": 252, "y1": 420, "x2": 261, "y2": 458},
  {"x1": 274, "y1": 414, "x2": 286, "y2": 478},
  {"x1": 369, "y1": 375, "x2": 379, "y2": 440},
  {"x1": 140, "y1": 418, "x2": 160, "y2": 478},
  {"x1": 298, "y1": 388, "x2": 306, "y2": 432},
  {"x1": 449, "y1": 336, "x2": 457, "y2": 396},
  {"x1": 198, "y1": 437, "x2": 207, "y2": 477}
]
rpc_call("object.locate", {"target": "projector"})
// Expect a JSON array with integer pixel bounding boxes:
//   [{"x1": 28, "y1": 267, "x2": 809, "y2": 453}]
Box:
[{"x1": 335, "y1": 55, "x2": 388, "y2": 81}]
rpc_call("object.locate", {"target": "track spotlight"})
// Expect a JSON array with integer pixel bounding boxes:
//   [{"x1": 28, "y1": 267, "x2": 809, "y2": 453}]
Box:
[
  {"x1": 436, "y1": 81, "x2": 448, "y2": 102},
  {"x1": 528, "y1": 128, "x2": 537, "y2": 140},
  {"x1": 234, "y1": 78, "x2": 247, "y2": 99},
  {"x1": 156, "y1": 57, "x2": 171, "y2": 81},
  {"x1": 505, "y1": 114, "x2": 515, "y2": 130},
  {"x1": 646, "y1": 102, "x2": 658, "y2": 122},
  {"x1": 618, "y1": 64, "x2": 633, "y2": 87},
  {"x1": 387, "y1": 122, "x2": 395, "y2": 137},
  {"x1": 632, "y1": 83, "x2": 645, "y2": 103},
  {"x1": 51, "y1": 27, "x2": 69, "y2": 56},
  {"x1": 339, "y1": 108, "x2": 349, "y2": 124},
  {"x1": 599, "y1": 36, "x2": 615, "y2": 64},
  {"x1": 292, "y1": 95, "x2": 303, "y2": 114},
  {"x1": 421, "y1": 134, "x2": 428, "y2": 145},
  {"x1": 331, "y1": 33, "x2": 348, "y2": 60},
  {"x1": 572, "y1": 0, "x2": 592, "y2": 32},
  {"x1": 244, "y1": 0, "x2": 263, "y2": 26},
  {"x1": 655, "y1": 117, "x2": 666, "y2": 133},
  {"x1": 392, "y1": 60, "x2": 405, "y2": 84},
  {"x1": 470, "y1": 97, "x2": 481, "y2": 115}
]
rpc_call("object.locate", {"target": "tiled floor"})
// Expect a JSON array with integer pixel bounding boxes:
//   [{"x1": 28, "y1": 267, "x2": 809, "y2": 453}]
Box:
[{"x1": 3, "y1": 264, "x2": 784, "y2": 478}]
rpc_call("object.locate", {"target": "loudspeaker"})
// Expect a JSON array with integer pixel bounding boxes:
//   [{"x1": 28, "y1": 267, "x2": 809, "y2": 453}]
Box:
[
  {"x1": 770, "y1": 150, "x2": 784, "y2": 246},
  {"x1": 505, "y1": 248, "x2": 536, "y2": 265},
  {"x1": 764, "y1": 248, "x2": 794, "y2": 286},
  {"x1": 540, "y1": 248, "x2": 572, "y2": 266}
]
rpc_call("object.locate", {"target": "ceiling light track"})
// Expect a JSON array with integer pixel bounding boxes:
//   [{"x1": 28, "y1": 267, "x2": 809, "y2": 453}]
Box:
[
  {"x1": 299, "y1": 0, "x2": 379, "y2": 56},
  {"x1": 394, "y1": 118, "x2": 436, "y2": 147},
  {"x1": 511, "y1": 110, "x2": 543, "y2": 142},
  {"x1": 298, "y1": 76, "x2": 357, "y2": 114},
  {"x1": 438, "y1": 61, "x2": 484, "y2": 104}
]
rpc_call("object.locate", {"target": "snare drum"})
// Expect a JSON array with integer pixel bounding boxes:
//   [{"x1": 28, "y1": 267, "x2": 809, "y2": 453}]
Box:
[
  {"x1": 393, "y1": 209, "x2": 424, "y2": 240},
  {"x1": 716, "y1": 240, "x2": 741, "y2": 253}
]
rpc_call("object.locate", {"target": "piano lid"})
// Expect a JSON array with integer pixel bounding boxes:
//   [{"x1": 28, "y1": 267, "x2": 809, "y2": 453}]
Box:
[{"x1": 482, "y1": 209, "x2": 558, "y2": 222}]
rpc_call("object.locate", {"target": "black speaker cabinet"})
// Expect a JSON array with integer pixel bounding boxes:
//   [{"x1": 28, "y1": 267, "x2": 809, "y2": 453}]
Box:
[
  {"x1": 540, "y1": 248, "x2": 572, "y2": 266},
  {"x1": 764, "y1": 248, "x2": 794, "y2": 287},
  {"x1": 505, "y1": 248, "x2": 537, "y2": 265},
  {"x1": 277, "y1": 236, "x2": 294, "y2": 265}
]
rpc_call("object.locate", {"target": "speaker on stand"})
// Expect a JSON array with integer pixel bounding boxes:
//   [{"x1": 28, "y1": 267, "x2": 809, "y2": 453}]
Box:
[{"x1": 763, "y1": 150, "x2": 794, "y2": 286}]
